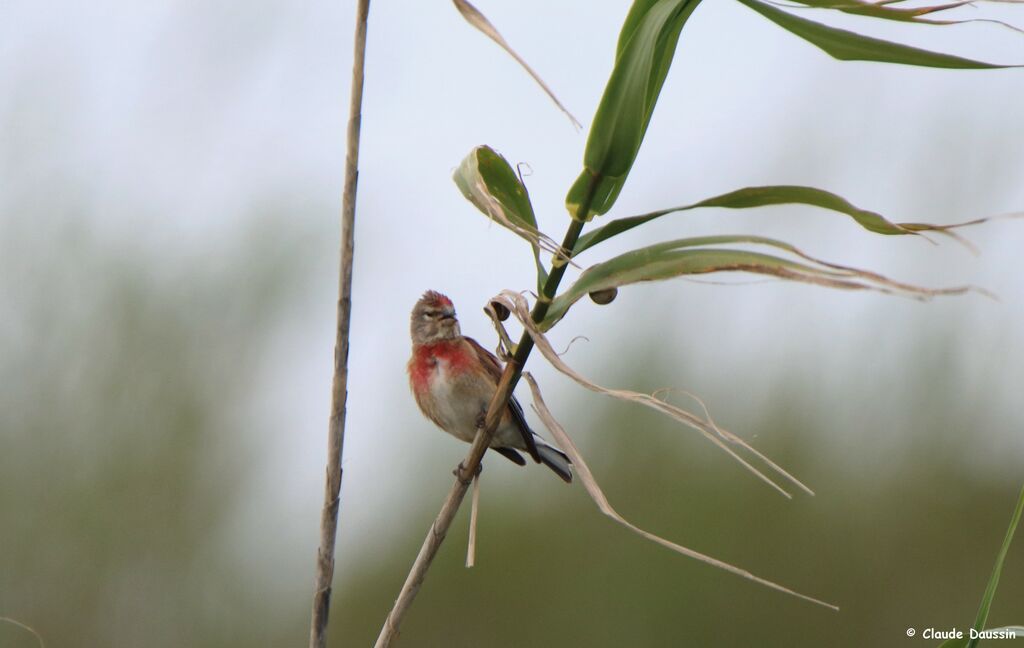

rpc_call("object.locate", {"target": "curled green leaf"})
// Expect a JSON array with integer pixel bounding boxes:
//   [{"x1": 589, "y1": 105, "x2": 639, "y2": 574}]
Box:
[{"x1": 453, "y1": 145, "x2": 551, "y2": 290}]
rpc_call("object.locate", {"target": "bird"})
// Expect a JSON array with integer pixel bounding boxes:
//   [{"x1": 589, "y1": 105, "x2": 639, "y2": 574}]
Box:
[{"x1": 407, "y1": 290, "x2": 572, "y2": 483}]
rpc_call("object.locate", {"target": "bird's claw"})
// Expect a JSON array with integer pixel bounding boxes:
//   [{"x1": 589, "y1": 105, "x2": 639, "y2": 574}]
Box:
[{"x1": 454, "y1": 460, "x2": 483, "y2": 484}]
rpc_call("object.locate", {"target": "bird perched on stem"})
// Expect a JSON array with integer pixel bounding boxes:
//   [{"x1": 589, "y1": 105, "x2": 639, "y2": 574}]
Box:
[{"x1": 407, "y1": 290, "x2": 572, "y2": 483}]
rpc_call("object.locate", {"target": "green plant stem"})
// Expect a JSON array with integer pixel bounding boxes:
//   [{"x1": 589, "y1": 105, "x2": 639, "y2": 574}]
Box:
[
  {"x1": 374, "y1": 173, "x2": 599, "y2": 647},
  {"x1": 510, "y1": 216, "x2": 586, "y2": 359}
]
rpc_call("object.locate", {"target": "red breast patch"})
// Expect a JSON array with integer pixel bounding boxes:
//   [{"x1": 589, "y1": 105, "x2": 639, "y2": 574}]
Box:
[{"x1": 409, "y1": 340, "x2": 471, "y2": 392}]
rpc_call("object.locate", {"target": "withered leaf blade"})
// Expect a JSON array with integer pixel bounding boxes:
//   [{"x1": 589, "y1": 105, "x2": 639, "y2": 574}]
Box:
[{"x1": 452, "y1": 0, "x2": 581, "y2": 129}]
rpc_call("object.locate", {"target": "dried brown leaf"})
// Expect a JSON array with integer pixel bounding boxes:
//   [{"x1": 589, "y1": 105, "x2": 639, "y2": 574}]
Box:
[
  {"x1": 452, "y1": 0, "x2": 581, "y2": 129},
  {"x1": 523, "y1": 373, "x2": 838, "y2": 611},
  {"x1": 492, "y1": 291, "x2": 813, "y2": 498}
]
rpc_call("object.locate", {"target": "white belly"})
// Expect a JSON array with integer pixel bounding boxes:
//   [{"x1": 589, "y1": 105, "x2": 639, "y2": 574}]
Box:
[
  {"x1": 428, "y1": 362, "x2": 485, "y2": 443},
  {"x1": 426, "y1": 360, "x2": 524, "y2": 448}
]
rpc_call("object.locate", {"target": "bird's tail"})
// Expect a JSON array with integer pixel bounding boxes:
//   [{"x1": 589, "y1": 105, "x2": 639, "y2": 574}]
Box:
[{"x1": 535, "y1": 437, "x2": 572, "y2": 484}]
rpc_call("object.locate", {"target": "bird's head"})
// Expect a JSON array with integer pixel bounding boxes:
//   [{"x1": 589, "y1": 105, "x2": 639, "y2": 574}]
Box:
[{"x1": 411, "y1": 290, "x2": 460, "y2": 344}]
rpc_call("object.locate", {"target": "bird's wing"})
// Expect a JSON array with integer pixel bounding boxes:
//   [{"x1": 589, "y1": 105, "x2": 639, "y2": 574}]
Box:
[
  {"x1": 463, "y1": 336, "x2": 541, "y2": 462},
  {"x1": 463, "y1": 335, "x2": 503, "y2": 381}
]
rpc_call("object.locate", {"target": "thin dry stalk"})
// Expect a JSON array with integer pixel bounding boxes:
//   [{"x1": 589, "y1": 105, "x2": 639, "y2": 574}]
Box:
[
  {"x1": 308, "y1": 1, "x2": 371, "y2": 646},
  {"x1": 0, "y1": 617, "x2": 45, "y2": 648},
  {"x1": 466, "y1": 472, "x2": 481, "y2": 567},
  {"x1": 375, "y1": 178, "x2": 597, "y2": 648},
  {"x1": 374, "y1": 362, "x2": 521, "y2": 648}
]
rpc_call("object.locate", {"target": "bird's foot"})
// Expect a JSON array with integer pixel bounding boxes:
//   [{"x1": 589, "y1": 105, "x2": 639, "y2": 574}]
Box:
[{"x1": 454, "y1": 460, "x2": 483, "y2": 485}]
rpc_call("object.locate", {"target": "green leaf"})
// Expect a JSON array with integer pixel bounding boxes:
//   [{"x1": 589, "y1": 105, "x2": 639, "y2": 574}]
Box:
[
  {"x1": 566, "y1": 0, "x2": 702, "y2": 221},
  {"x1": 453, "y1": 145, "x2": 538, "y2": 232},
  {"x1": 736, "y1": 0, "x2": 1020, "y2": 68},
  {"x1": 574, "y1": 185, "x2": 927, "y2": 254},
  {"x1": 453, "y1": 145, "x2": 549, "y2": 290},
  {"x1": 617, "y1": 0, "x2": 670, "y2": 56},
  {"x1": 965, "y1": 484, "x2": 1024, "y2": 648},
  {"x1": 789, "y1": 0, "x2": 971, "y2": 25},
  {"x1": 543, "y1": 235, "x2": 968, "y2": 328},
  {"x1": 790, "y1": 0, "x2": 1024, "y2": 35}
]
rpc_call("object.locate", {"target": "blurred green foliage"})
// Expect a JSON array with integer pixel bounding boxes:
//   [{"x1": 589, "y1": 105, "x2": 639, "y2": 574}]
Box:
[{"x1": 0, "y1": 215, "x2": 310, "y2": 647}]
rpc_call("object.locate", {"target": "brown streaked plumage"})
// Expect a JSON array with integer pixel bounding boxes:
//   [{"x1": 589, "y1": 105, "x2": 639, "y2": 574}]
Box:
[{"x1": 407, "y1": 291, "x2": 572, "y2": 483}]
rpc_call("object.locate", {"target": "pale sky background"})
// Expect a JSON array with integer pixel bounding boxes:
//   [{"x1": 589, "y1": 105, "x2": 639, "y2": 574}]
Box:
[{"x1": 3, "y1": 0, "x2": 1023, "y2": 605}]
